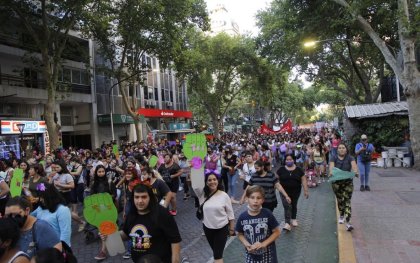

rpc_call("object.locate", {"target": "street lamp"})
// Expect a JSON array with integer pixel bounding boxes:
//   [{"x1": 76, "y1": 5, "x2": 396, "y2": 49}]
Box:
[
  {"x1": 303, "y1": 38, "x2": 366, "y2": 48},
  {"x1": 16, "y1": 123, "x2": 25, "y2": 158}
]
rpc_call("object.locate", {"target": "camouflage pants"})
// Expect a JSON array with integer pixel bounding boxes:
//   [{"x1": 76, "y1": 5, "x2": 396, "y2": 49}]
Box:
[{"x1": 332, "y1": 179, "x2": 353, "y2": 222}]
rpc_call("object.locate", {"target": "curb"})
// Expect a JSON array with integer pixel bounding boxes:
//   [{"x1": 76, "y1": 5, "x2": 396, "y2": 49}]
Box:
[{"x1": 336, "y1": 200, "x2": 357, "y2": 263}]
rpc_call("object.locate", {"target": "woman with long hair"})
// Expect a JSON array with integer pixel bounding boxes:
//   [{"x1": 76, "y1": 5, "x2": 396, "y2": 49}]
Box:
[
  {"x1": 27, "y1": 163, "x2": 47, "y2": 208},
  {"x1": 91, "y1": 165, "x2": 117, "y2": 261},
  {"x1": 276, "y1": 154, "x2": 309, "y2": 231},
  {"x1": 31, "y1": 183, "x2": 72, "y2": 247},
  {"x1": 50, "y1": 160, "x2": 85, "y2": 232},
  {"x1": 329, "y1": 143, "x2": 359, "y2": 231},
  {"x1": 194, "y1": 170, "x2": 235, "y2": 263}
]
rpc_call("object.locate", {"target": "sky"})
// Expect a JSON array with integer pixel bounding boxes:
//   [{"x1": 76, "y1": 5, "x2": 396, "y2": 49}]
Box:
[{"x1": 205, "y1": 0, "x2": 272, "y2": 35}]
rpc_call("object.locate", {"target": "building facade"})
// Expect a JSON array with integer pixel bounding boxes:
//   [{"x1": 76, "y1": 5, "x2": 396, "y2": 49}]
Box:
[{"x1": 0, "y1": 20, "x2": 192, "y2": 156}]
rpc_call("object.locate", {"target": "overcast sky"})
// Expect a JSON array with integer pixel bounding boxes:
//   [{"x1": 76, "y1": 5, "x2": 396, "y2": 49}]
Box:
[{"x1": 205, "y1": 0, "x2": 272, "y2": 35}]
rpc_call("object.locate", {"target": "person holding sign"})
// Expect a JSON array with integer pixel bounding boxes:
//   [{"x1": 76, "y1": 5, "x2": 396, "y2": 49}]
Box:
[
  {"x1": 329, "y1": 143, "x2": 359, "y2": 231},
  {"x1": 89, "y1": 165, "x2": 117, "y2": 261}
]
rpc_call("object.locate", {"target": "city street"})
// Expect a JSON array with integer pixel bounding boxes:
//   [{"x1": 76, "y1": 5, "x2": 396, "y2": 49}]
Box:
[{"x1": 71, "y1": 168, "x2": 338, "y2": 263}]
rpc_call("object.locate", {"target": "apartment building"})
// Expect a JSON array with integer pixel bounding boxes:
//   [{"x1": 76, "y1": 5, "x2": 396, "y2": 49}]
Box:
[{"x1": 0, "y1": 19, "x2": 192, "y2": 156}]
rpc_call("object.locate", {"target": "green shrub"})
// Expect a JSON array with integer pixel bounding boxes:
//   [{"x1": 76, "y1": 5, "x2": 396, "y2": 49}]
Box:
[{"x1": 349, "y1": 116, "x2": 409, "y2": 153}]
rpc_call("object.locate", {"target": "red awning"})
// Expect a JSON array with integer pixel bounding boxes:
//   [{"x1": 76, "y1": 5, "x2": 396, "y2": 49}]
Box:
[{"x1": 137, "y1": 108, "x2": 193, "y2": 118}]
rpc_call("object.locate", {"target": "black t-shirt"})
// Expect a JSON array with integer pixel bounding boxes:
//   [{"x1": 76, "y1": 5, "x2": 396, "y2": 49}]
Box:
[
  {"x1": 225, "y1": 154, "x2": 238, "y2": 168},
  {"x1": 152, "y1": 179, "x2": 170, "y2": 202},
  {"x1": 276, "y1": 166, "x2": 305, "y2": 190},
  {"x1": 158, "y1": 163, "x2": 181, "y2": 184},
  {"x1": 123, "y1": 206, "x2": 182, "y2": 263},
  {"x1": 332, "y1": 155, "x2": 354, "y2": 172}
]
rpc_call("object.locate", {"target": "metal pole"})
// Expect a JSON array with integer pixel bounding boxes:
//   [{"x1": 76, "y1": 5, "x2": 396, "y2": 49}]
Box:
[
  {"x1": 109, "y1": 80, "x2": 116, "y2": 141},
  {"x1": 396, "y1": 76, "x2": 400, "y2": 102}
]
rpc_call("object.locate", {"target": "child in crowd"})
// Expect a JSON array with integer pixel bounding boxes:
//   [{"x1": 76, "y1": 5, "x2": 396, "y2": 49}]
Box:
[{"x1": 236, "y1": 185, "x2": 280, "y2": 263}]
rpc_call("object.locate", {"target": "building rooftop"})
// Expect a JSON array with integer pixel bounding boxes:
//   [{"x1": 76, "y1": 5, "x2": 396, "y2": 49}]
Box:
[{"x1": 345, "y1": 101, "x2": 408, "y2": 119}]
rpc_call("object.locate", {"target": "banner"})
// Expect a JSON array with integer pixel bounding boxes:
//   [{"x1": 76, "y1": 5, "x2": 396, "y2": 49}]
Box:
[{"x1": 258, "y1": 119, "x2": 293, "y2": 135}]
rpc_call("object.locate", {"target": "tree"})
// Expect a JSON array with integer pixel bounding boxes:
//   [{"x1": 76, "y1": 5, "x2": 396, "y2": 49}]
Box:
[
  {"x1": 2, "y1": 0, "x2": 96, "y2": 151},
  {"x1": 329, "y1": 0, "x2": 420, "y2": 167},
  {"x1": 86, "y1": 0, "x2": 208, "y2": 141},
  {"x1": 256, "y1": 0, "x2": 392, "y2": 104},
  {"x1": 257, "y1": 0, "x2": 420, "y2": 167},
  {"x1": 175, "y1": 33, "x2": 271, "y2": 138}
]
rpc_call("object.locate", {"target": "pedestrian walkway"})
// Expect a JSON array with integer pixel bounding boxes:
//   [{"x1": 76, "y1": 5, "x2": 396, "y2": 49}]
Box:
[
  {"x1": 349, "y1": 167, "x2": 420, "y2": 263},
  {"x1": 224, "y1": 181, "x2": 338, "y2": 263}
]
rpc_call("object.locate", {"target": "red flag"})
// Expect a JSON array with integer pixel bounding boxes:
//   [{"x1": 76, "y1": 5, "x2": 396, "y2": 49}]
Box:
[{"x1": 258, "y1": 119, "x2": 293, "y2": 134}]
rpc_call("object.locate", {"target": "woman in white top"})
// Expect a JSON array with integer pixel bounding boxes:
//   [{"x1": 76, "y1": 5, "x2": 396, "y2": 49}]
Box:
[{"x1": 195, "y1": 170, "x2": 235, "y2": 263}]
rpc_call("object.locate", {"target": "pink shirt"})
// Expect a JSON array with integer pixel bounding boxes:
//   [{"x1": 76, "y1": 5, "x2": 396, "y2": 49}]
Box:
[{"x1": 332, "y1": 139, "x2": 341, "y2": 148}]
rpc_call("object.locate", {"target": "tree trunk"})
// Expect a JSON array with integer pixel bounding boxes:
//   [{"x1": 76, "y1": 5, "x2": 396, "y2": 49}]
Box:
[
  {"x1": 44, "y1": 100, "x2": 59, "y2": 152},
  {"x1": 133, "y1": 117, "x2": 142, "y2": 143},
  {"x1": 407, "y1": 95, "x2": 420, "y2": 169},
  {"x1": 211, "y1": 116, "x2": 220, "y2": 139}
]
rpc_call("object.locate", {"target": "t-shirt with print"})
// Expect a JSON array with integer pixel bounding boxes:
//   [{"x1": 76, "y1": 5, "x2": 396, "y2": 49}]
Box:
[
  {"x1": 18, "y1": 219, "x2": 60, "y2": 258},
  {"x1": 123, "y1": 206, "x2": 182, "y2": 263},
  {"x1": 235, "y1": 208, "x2": 279, "y2": 263},
  {"x1": 242, "y1": 163, "x2": 256, "y2": 183}
]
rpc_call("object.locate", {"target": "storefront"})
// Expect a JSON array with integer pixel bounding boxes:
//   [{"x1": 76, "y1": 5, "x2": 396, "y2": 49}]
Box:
[
  {"x1": 97, "y1": 114, "x2": 136, "y2": 143},
  {"x1": 137, "y1": 108, "x2": 194, "y2": 140},
  {"x1": 0, "y1": 120, "x2": 48, "y2": 159}
]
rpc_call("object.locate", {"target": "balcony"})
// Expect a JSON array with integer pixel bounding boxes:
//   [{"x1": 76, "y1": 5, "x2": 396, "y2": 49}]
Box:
[{"x1": 0, "y1": 74, "x2": 91, "y2": 94}]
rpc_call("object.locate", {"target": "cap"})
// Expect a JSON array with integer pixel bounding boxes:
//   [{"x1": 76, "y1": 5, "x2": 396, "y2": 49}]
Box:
[{"x1": 361, "y1": 134, "x2": 368, "y2": 140}]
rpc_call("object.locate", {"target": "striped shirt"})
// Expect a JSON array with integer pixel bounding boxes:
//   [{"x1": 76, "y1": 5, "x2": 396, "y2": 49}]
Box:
[{"x1": 249, "y1": 171, "x2": 278, "y2": 205}]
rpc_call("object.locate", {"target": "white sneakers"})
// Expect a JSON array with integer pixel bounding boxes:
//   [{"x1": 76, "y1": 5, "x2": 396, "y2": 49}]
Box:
[
  {"x1": 291, "y1": 219, "x2": 298, "y2": 227},
  {"x1": 346, "y1": 223, "x2": 354, "y2": 231},
  {"x1": 283, "y1": 223, "x2": 291, "y2": 231},
  {"x1": 338, "y1": 216, "x2": 345, "y2": 224}
]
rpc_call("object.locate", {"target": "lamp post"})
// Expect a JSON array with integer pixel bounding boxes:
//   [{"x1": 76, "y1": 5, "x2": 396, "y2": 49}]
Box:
[{"x1": 16, "y1": 123, "x2": 25, "y2": 158}]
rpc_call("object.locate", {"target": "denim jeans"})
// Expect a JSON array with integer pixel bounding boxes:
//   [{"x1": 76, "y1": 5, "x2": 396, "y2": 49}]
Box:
[
  {"x1": 358, "y1": 161, "x2": 371, "y2": 186},
  {"x1": 228, "y1": 170, "x2": 239, "y2": 199}
]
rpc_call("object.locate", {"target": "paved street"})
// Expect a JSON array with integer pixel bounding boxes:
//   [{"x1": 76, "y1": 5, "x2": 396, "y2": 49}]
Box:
[{"x1": 70, "y1": 172, "x2": 338, "y2": 263}]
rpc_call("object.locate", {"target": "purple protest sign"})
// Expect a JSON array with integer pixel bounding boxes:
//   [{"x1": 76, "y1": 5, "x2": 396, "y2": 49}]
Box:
[{"x1": 191, "y1": 157, "x2": 203, "y2": 169}]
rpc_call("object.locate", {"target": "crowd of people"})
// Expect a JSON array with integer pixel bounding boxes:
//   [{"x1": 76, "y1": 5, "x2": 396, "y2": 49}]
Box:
[{"x1": 0, "y1": 126, "x2": 374, "y2": 263}]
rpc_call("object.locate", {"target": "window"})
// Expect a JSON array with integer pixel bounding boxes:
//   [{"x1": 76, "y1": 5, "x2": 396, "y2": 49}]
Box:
[
  {"x1": 72, "y1": 70, "x2": 81, "y2": 84},
  {"x1": 63, "y1": 69, "x2": 71, "y2": 83},
  {"x1": 60, "y1": 106, "x2": 73, "y2": 126}
]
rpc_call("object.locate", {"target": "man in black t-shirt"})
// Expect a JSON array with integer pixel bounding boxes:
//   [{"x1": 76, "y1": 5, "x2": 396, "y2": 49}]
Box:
[
  {"x1": 121, "y1": 184, "x2": 182, "y2": 263},
  {"x1": 158, "y1": 153, "x2": 182, "y2": 216}
]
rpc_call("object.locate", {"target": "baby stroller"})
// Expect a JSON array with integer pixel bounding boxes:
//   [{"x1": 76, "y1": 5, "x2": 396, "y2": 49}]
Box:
[{"x1": 306, "y1": 166, "x2": 317, "y2": 188}]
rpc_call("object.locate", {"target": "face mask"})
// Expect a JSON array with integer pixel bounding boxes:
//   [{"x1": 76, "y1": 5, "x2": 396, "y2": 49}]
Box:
[
  {"x1": 256, "y1": 170, "x2": 264, "y2": 175},
  {"x1": 285, "y1": 161, "x2": 294, "y2": 167},
  {"x1": 11, "y1": 214, "x2": 27, "y2": 228},
  {"x1": 247, "y1": 205, "x2": 262, "y2": 213}
]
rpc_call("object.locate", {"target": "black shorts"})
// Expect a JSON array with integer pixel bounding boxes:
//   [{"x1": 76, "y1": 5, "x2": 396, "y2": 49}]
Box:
[
  {"x1": 167, "y1": 180, "x2": 179, "y2": 193},
  {"x1": 70, "y1": 183, "x2": 85, "y2": 204}
]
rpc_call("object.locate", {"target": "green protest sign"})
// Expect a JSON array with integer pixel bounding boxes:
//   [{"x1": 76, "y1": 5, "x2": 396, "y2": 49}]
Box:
[
  {"x1": 10, "y1": 169, "x2": 24, "y2": 197},
  {"x1": 83, "y1": 193, "x2": 118, "y2": 228},
  {"x1": 329, "y1": 167, "x2": 356, "y2": 182},
  {"x1": 149, "y1": 155, "x2": 158, "y2": 168},
  {"x1": 183, "y1": 133, "x2": 207, "y2": 160},
  {"x1": 112, "y1": 145, "x2": 119, "y2": 159}
]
